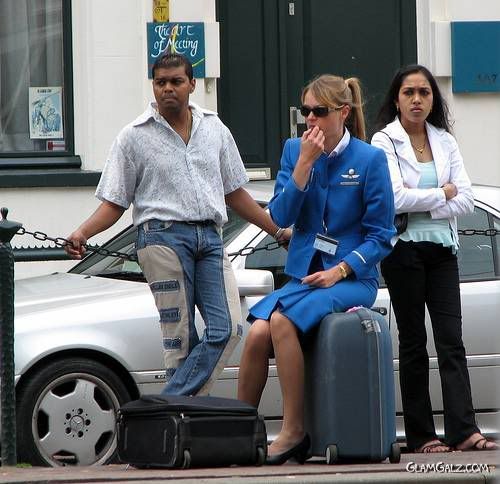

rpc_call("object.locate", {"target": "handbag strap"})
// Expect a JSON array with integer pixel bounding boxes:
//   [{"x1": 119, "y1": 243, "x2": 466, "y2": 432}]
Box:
[
  {"x1": 376, "y1": 130, "x2": 408, "y2": 234},
  {"x1": 376, "y1": 130, "x2": 403, "y2": 176}
]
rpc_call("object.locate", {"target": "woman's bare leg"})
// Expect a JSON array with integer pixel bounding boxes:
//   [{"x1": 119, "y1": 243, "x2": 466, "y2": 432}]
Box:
[
  {"x1": 268, "y1": 311, "x2": 305, "y2": 455},
  {"x1": 237, "y1": 319, "x2": 273, "y2": 407}
]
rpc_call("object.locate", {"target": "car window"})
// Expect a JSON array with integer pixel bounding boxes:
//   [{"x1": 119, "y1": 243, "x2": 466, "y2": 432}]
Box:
[
  {"x1": 71, "y1": 208, "x2": 252, "y2": 279},
  {"x1": 245, "y1": 233, "x2": 290, "y2": 289},
  {"x1": 70, "y1": 228, "x2": 144, "y2": 280},
  {"x1": 377, "y1": 263, "x2": 387, "y2": 288},
  {"x1": 223, "y1": 208, "x2": 250, "y2": 245},
  {"x1": 457, "y1": 207, "x2": 500, "y2": 281}
]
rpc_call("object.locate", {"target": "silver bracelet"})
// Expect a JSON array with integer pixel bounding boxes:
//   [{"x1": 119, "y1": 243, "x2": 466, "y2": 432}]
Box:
[{"x1": 273, "y1": 227, "x2": 285, "y2": 240}]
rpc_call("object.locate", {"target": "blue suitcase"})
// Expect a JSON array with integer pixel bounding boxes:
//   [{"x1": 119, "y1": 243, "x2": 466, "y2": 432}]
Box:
[{"x1": 304, "y1": 307, "x2": 400, "y2": 464}]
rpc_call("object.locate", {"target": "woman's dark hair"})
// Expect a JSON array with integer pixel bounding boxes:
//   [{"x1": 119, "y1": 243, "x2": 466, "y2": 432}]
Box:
[
  {"x1": 152, "y1": 53, "x2": 194, "y2": 80},
  {"x1": 374, "y1": 64, "x2": 452, "y2": 133}
]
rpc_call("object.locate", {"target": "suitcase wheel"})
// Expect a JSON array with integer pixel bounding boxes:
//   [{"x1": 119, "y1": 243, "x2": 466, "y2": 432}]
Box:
[
  {"x1": 181, "y1": 449, "x2": 191, "y2": 469},
  {"x1": 389, "y1": 442, "x2": 401, "y2": 463},
  {"x1": 325, "y1": 444, "x2": 339, "y2": 465},
  {"x1": 255, "y1": 446, "x2": 266, "y2": 466}
]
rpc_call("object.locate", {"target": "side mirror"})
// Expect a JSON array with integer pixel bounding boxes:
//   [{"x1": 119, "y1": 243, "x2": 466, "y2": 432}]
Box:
[{"x1": 234, "y1": 269, "x2": 274, "y2": 297}]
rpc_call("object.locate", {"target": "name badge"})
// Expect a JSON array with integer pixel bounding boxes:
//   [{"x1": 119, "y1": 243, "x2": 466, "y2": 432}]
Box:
[{"x1": 313, "y1": 233, "x2": 339, "y2": 256}]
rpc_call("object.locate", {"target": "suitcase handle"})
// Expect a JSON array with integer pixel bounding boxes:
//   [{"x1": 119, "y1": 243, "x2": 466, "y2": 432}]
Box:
[
  {"x1": 371, "y1": 306, "x2": 387, "y2": 316},
  {"x1": 355, "y1": 307, "x2": 382, "y2": 333},
  {"x1": 361, "y1": 319, "x2": 381, "y2": 333}
]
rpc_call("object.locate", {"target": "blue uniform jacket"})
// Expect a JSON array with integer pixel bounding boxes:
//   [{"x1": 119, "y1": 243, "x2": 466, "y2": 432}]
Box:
[{"x1": 269, "y1": 136, "x2": 396, "y2": 281}]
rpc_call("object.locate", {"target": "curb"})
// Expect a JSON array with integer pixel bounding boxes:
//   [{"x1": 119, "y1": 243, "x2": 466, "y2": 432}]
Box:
[{"x1": 0, "y1": 468, "x2": 497, "y2": 484}]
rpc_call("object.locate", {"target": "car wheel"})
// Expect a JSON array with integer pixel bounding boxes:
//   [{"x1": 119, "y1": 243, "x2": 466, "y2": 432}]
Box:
[{"x1": 17, "y1": 358, "x2": 131, "y2": 466}]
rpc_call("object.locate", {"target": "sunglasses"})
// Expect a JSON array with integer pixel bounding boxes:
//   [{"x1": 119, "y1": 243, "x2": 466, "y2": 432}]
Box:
[{"x1": 300, "y1": 105, "x2": 344, "y2": 118}]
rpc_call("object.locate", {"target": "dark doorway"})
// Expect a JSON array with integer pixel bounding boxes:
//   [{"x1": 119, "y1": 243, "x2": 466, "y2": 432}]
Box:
[{"x1": 216, "y1": 0, "x2": 416, "y2": 177}]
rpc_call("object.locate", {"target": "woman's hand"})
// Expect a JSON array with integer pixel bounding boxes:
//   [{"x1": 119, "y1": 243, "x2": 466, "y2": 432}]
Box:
[
  {"x1": 292, "y1": 126, "x2": 325, "y2": 189},
  {"x1": 301, "y1": 266, "x2": 344, "y2": 288},
  {"x1": 442, "y1": 183, "x2": 458, "y2": 200},
  {"x1": 298, "y1": 126, "x2": 325, "y2": 167}
]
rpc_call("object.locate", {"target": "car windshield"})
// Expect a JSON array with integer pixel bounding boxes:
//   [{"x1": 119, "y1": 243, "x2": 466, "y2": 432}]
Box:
[{"x1": 69, "y1": 207, "x2": 252, "y2": 281}]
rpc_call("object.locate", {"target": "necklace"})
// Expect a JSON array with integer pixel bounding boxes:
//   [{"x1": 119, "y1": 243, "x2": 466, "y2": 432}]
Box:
[
  {"x1": 410, "y1": 139, "x2": 426, "y2": 154},
  {"x1": 184, "y1": 109, "x2": 192, "y2": 144}
]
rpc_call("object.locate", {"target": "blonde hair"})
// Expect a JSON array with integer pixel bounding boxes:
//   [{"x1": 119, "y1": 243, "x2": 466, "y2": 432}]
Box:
[{"x1": 301, "y1": 74, "x2": 366, "y2": 141}]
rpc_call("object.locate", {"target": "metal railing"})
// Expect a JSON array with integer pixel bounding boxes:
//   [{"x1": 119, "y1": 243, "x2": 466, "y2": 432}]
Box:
[
  {"x1": 12, "y1": 246, "x2": 98, "y2": 262},
  {"x1": 0, "y1": 208, "x2": 20, "y2": 466}
]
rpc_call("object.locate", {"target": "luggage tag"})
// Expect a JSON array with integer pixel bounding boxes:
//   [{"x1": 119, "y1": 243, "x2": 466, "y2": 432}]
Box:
[{"x1": 313, "y1": 233, "x2": 339, "y2": 256}]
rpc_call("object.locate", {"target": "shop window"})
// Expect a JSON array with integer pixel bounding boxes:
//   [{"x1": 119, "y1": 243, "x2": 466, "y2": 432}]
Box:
[{"x1": 0, "y1": 0, "x2": 76, "y2": 167}]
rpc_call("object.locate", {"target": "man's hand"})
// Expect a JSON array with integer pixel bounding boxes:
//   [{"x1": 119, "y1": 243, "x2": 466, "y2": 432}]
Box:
[
  {"x1": 276, "y1": 227, "x2": 292, "y2": 250},
  {"x1": 65, "y1": 229, "x2": 88, "y2": 259},
  {"x1": 63, "y1": 200, "x2": 125, "y2": 260}
]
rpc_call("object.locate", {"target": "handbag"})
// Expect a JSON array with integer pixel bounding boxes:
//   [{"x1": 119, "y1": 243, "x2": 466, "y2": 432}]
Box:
[
  {"x1": 393, "y1": 212, "x2": 408, "y2": 236},
  {"x1": 377, "y1": 131, "x2": 408, "y2": 235}
]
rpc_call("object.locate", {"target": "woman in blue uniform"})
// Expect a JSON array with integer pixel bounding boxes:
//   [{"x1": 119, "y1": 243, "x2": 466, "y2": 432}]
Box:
[{"x1": 237, "y1": 74, "x2": 396, "y2": 465}]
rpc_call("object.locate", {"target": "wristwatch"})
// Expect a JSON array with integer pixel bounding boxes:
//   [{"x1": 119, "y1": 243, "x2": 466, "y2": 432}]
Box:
[{"x1": 338, "y1": 264, "x2": 348, "y2": 279}]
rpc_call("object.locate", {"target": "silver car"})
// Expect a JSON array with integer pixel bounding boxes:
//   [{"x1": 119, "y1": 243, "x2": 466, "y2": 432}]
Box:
[{"x1": 4, "y1": 181, "x2": 500, "y2": 466}]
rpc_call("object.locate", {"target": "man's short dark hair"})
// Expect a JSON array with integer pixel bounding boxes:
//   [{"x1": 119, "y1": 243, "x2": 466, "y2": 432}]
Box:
[{"x1": 151, "y1": 53, "x2": 194, "y2": 80}]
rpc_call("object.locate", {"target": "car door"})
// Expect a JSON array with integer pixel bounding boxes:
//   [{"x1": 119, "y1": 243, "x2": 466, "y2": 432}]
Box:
[
  {"x1": 453, "y1": 204, "x2": 500, "y2": 433},
  {"x1": 386, "y1": 203, "x2": 500, "y2": 434},
  {"x1": 230, "y1": 230, "x2": 289, "y2": 422}
]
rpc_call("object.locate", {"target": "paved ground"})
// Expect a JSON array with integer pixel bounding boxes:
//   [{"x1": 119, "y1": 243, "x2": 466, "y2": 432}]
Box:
[{"x1": 0, "y1": 450, "x2": 498, "y2": 484}]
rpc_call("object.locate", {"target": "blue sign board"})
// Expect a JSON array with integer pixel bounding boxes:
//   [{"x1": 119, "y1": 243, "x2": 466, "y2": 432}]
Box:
[
  {"x1": 451, "y1": 21, "x2": 500, "y2": 93},
  {"x1": 147, "y1": 22, "x2": 205, "y2": 79}
]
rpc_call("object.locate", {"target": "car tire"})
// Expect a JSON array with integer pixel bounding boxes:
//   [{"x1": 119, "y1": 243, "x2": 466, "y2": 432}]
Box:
[{"x1": 16, "y1": 357, "x2": 131, "y2": 467}]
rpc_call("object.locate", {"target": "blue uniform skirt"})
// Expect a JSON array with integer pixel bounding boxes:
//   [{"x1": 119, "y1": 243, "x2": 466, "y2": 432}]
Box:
[{"x1": 248, "y1": 277, "x2": 378, "y2": 333}]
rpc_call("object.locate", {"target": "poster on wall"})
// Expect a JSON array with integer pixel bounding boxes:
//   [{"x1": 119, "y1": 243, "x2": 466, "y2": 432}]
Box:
[
  {"x1": 147, "y1": 22, "x2": 205, "y2": 79},
  {"x1": 29, "y1": 87, "x2": 64, "y2": 139}
]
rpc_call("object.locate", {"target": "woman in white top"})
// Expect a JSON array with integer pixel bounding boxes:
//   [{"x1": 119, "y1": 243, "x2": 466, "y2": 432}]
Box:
[{"x1": 371, "y1": 64, "x2": 498, "y2": 453}]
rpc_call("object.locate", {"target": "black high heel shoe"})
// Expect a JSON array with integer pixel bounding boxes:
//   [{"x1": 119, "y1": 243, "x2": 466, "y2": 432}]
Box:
[{"x1": 266, "y1": 433, "x2": 311, "y2": 465}]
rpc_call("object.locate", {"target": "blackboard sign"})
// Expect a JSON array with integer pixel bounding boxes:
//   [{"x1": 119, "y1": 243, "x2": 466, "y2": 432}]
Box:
[{"x1": 147, "y1": 22, "x2": 205, "y2": 79}]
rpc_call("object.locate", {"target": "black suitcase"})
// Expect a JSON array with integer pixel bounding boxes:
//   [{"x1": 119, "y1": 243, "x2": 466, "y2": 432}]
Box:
[{"x1": 117, "y1": 394, "x2": 267, "y2": 468}]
